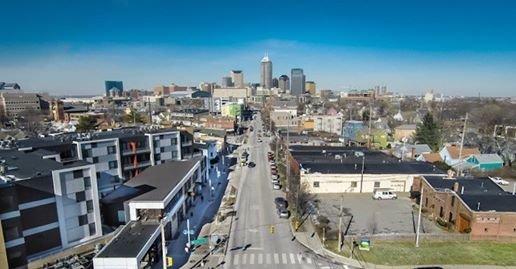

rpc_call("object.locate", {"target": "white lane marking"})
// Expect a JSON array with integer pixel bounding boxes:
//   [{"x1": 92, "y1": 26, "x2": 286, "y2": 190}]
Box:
[
  {"x1": 320, "y1": 267, "x2": 331, "y2": 269},
  {"x1": 273, "y1": 253, "x2": 279, "y2": 264},
  {"x1": 306, "y1": 256, "x2": 312, "y2": 264},
  {"x1": 249, "y1": 253, "x2": 255, "y2": 265},
  {"x1": 233, "y1": 254, "x2": 239, "y2": 265},
  {"x1": 289, "y1": 253, "x2": 296, "y2": 264},
  {"x1": 266, "y1": 253, "x2": 271, "y2": 264},
  {"x1": 257, "y1": 253, "x2": 263, "y2": 264},
  {"x1": 282, "y1": 253, "x2": 288, "y2": 264},
  {"x1": 242, "y1": 253, "x2": 247, "y2": 265}
]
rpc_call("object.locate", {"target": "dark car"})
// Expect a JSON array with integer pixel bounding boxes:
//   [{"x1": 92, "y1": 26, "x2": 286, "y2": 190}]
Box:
[
  {"x1": 274, "y1": 197, "x2": 288, "y2": 209},
  {"x1": 248, "y1": 162, "x2": 256, "y2": 167},
  {"x1": 277, "y1": 208, "x2": 290, "y2": 218}
]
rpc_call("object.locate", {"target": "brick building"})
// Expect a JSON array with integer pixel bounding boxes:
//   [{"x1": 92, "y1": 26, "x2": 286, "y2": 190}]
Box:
[{"x1": 413, "y1": 175, "x2": 516, "y2": 240}]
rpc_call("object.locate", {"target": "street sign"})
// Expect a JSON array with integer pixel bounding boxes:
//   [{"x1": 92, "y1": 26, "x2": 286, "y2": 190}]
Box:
[
  {"x1": 183, "y1": 229, "x2": 194, "y2": 235},
  {"x1": 191, "y1": 237, "x2": 208, "y2": 245},
  {"x1": 166, "y1": 257, "x2": 173, "y2": 267}
]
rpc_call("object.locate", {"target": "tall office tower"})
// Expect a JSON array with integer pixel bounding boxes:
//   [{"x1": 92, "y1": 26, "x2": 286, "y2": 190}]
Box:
[
  {"x1": 290, "y1": 68, "x2": 305, "y2": 96},
  {"x1": 260, "y1": 54, "x2": 272, "y2": 89},
  {"x1": 105, "y1": 81, "x2": 123, "y2": 96},
  {"x1": 221, "y1": 76, "x2": 233, "y2": 88},
  {"x1": 272, "y1": 77, "x2": 279, "y2": 88},
  {"x1": 199, "y1": 82, "x2": 214, "y2": 92},
  {"x1": 278, "y1": 75, "x2": 290, "y2": 92},
  {"x1": 305, "y1": 81, "x2": 316, "y2": 95},
  {"x1": 230, "y1": 70, "x2": 244, "y2": 88}
]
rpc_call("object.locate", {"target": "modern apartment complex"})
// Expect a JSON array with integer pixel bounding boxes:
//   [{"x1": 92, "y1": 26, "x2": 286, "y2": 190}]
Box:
[{"x1": 0, "y1": 150, "x2": 102, "y2": 269}]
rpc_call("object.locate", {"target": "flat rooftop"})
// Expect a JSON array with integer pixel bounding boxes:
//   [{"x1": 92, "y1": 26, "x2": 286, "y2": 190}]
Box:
[
  {"x1": 0, "y1": 150, "x2": 90, "y2": 179},
  {"x1": 125, "y1": 157, "x2": 201, "y2": 202},
  {"x1": 95, "y1": 221, "x2": 160, "y2": 258},
  {"x1": 423, "y1": 176, "x2": 516, "y2": 212}
]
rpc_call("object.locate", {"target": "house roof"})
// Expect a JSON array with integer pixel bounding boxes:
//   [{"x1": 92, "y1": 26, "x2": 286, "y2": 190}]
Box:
[
  {"x1": 423, "y1": 176, "x2": 505, "y2": 195},
  {"x1": 302, "y1": 162, "x2": 441, "y2": 174},
  {"x1": 395, "y1": 124, "x2": 417, "y2": 131},
  {"x1": 421, "y1": 153, "x2": 442, "y2": 163},
  {"x1": 469, "y1": 154, "x2": 503, "y2": 164},
  {"x1": 445, "y1": 145, "x2": 480, "y2": 159}
]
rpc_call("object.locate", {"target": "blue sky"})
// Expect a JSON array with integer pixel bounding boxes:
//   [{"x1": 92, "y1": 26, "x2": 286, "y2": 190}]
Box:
[{"x1": 1, "y1": 0, "x2": 515, "y2": 96}]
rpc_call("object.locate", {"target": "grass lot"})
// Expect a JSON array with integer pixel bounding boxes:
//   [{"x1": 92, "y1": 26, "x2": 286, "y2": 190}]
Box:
[{"x1": 327, "y1": 240, "x2": 516, "y2": 266}]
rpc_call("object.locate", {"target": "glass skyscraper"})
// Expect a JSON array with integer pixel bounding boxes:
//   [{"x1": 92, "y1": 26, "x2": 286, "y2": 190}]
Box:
[{"x1": 290, "y1": 68, "x2": 305, "y2": 96}]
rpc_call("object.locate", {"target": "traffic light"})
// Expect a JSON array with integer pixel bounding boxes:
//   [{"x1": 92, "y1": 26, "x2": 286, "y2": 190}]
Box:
[
  {"x1": 166, "y1": 257, "x2": 173, "y2": 267},
  {"x1": 269, "y1": 225, "x2": 275, "y2": 234}
]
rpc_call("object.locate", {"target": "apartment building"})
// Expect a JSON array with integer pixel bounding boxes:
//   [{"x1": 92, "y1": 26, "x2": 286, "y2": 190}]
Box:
[
  {"x1": 0, "y1": 150, "x2": 102, "y2": 269},
  {"x1": 17, "y1": 128, "x2": 183, "y2": 197},
  {"x1": 313, "y1": 114, "x2": 343, "y2": 135}
]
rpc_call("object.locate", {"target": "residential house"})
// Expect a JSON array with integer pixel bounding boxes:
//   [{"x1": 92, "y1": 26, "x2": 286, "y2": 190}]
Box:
[
  {"x1": 465, "y1": 154, "x2": 504, "y2": 171},
  {"x1": 439, "y1": 144, "x2": 481, "y2": 167}
]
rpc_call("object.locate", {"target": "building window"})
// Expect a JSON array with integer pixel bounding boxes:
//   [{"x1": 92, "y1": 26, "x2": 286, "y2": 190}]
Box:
[
  {"x1": 91, "y1": 143, "x2": 97, "y2": 148},
  {"x1": 89, "y1": 223, "x2": 96, "y2": 236},
  {"x1": 107, "y1": 146, "x2": 116, "y2": 154},
  {"x1": 439, "y1": 207, "x2": 444, "y2": 218},
  {"x1": 108, "y1": 160, "x2": 118, "y2": 169},
  {"x1": 78, "y1": 215, "x2": 88, "y2": 226},
  {"x1": 172, "y1": 151, "x2": 178, "y2": 159},
  {"x1": 155, "y1": 154, "x2": 161, "y2": 161},
  {"x1": 76, "y1": 191, "x2": 86, "y2": 202},
  {"x1": 160, "y1": 147, "x2": 165, "y2": 152},
  {"x1": 92, "y1": 157, "x2": 99, "y2": 163},
  {"x1": 484, "y1": 228, "x2": 488, "y2": 232},
  {"x1": 110, "y1": 176, "x2": 119, "y2": 183},
  {"x1": 82, "y1": 149, "x2": 92, "y2": 158},
  {"x1": 73, "y1": 170, "x2": 83, "y2": 179},
  {"x1": 451, "y1": 196, "x2": 455, "y2": 207},
  {"x1": 374, "y1": 182, "x2": 380, "y2": 188},
  {"x1": 313, "y1": 181, "x2": 320, "y2": 188},
  {"x1": 171, "y1": 138, "x2": 177, "y2": 145},
  {"x1": 84, "y1": 177, "x2": 91, "y2": 189},
  {"x1": 86, "y1": 200, "x2": 94, "y2": 213},
  {"x1": 351, "y1": 181, "x2": 357, "y2": 188}
]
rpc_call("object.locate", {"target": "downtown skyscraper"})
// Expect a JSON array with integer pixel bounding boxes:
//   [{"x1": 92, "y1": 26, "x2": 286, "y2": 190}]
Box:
[
  {"x1": 260, "y1": 54, "x2": 272, "y2": 89},
  {"x1": 290, "y1": 68, "x2": 305, "y2": 95}
]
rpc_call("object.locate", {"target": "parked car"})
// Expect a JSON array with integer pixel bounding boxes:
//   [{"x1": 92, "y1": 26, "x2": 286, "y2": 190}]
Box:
[
  {"x1": 372, "y1": 189, "x2": 397, "y2": 200},
  {"x1": 271, "y1": 174, "x2": 279, "y2": 180},
  {"x1": 274, "y1": 197, "x2": 288, "y2": 209},
  {"x1": 272, "y1": 179, "x2": 280, "y2": 184},
  {"x1": 491, "y1": 177, "x2": 509, "y2": 185},
  {"x1": 248, "y1": 162, "x2": 256, "y2": 168},
  {"x1": 273, "y1": 183, "x2": 281, "y2": 190},
  {"x1": 277, "y1": 208, "x2": 290, "y2": 219}
]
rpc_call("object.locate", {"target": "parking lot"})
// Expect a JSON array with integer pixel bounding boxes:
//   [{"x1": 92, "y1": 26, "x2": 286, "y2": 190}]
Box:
[{"x1": 314, "y1": 193, "x2": 441, "y2": 236}]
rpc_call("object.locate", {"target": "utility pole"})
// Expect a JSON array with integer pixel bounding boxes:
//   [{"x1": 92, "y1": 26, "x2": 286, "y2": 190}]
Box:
[
  {"x1": 359, "y1": 155, "x2": 365, "y2": 193},
  {"x1": 338, "y1": 196, "x2": 344, "y2": 251},
  {"x1": 458, "y1": 113, "x2": 468, "y2": 176},
  {"x1": 415, "y1": 186, "x2": 424, "y2": 247},
  {"x1": 160, "y1": 220, "x2": 167, "y2": 269},
  {"x1": 368, "y1": 102, "x2": 372, "y2": 149}
]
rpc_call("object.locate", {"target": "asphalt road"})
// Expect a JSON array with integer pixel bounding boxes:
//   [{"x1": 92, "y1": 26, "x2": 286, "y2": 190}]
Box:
[{"x1": 224, "y1": 114, "x2": 344, "y2": 269}]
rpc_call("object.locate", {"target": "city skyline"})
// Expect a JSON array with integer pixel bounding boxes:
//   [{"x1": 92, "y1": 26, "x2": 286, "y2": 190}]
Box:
[{"x1": 1, "y1": 0, "x2": 516, "y2": 96}]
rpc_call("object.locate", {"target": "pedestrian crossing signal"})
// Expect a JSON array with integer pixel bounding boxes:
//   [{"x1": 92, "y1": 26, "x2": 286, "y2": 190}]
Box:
[
  {"x1": 166, "y1": 257, "x2": 173, "y2": 267},
  {"x1": 270, "y1": 225, "x2": 275, "y2": 234}
]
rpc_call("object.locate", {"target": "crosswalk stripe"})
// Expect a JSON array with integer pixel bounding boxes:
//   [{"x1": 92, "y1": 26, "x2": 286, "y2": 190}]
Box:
[
  {"x1": 249, "y1": 253, "x2": 255, "y2": 265},
  {"x1": 282, "y1": 253, "x2": 287, "y2": 264},
  {"x1": 306, "y1": 256, "x2": 312, "y2": 264},
  {"x1": 274, "y1": 253, "x2": 279, "y2": 264},
  {"x1": 258, "y1": 253, "x2": 263, "y2": 264},
  {"x1": 266, "y1": 253, "x2": 271, "y2": 264},
  {"x1": 289, "y1": 253, "x2": 296, "y2": 264},
  {"x1": 297, "y1": 253, "x2": 304, "y2": 263},
  {"x1": 242, "y1": 253, "x2": 247, "y2": 265},
  {"x1": 233, "y1": 254, "x2": 239, "y2": 265}
]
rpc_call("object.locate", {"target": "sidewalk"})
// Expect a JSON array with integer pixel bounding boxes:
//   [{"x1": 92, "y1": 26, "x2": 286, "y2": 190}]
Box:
[
  {"x1": 151, "y1": 158, "x2": 229, "y2": 269},
  {"x1": 179, "y1": 147, "x2": 246, "y2": 269}
]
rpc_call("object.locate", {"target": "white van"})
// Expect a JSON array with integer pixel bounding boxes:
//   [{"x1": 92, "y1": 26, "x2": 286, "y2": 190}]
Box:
[{"x1": 372, "y1": 189, "x2": 397, "y2": 200}]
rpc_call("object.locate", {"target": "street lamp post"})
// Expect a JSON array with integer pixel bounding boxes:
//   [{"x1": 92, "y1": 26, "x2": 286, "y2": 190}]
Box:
[{"x1": 359, "y1": 155, "x2": 365, "y2": 193}]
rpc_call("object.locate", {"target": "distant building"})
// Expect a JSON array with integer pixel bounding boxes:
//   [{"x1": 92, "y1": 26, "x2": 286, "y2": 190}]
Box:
[
  {"x1": 221, "y1": 76, "x2": 233, "y2": 88},
  {"x1": 439, "y1": 144, "x2": 481, "y2": 167},
  {"x1": 154, "y1": 84, "x2": 188, "y2": 96},
  {"x1": 393, "y1": 124, "x2": 417, "y2": 141},
  {"x1": 272, "y1": 77, "x2": 279, "y2": 88},
  {"x1": 290, "y1": 68, "x2": 305, "y2": 96},
  {"x1": 0, "y1": 91, "x2": 42, "y2": 117},
  {"x1": 342, "y1": 120, "x2": 365, "y2": 144},
  {"x1": 0, "y1": 82, "x2": 21, "y2": 90},
  {"x1": 340, "y1": 90, "x2": 375, "y2": 101},
  {"x1": 230, "y1": 70, "x2": 244, "y2": 88},
  {"x1": 260, "y1": 54, "x2": 273, "y2": 89},
  {"x1": 199, "y1": 82, "x2": 215, "y2": 93},
  {"x1": 278, "y1": 75, "x2": 289, "y2": 92},
  {"x1": 313, "y1": 114, "x2": 343, "y2": 135},
  {"x1": 305, "y1": 81, "x2": 316, "y2": 95},
  {"x1": 105, "y1": 81, "x2": 123, "y2": 96},
  {"x1": 50, "y1": 99, "x2": 65, "y2": 121}
]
